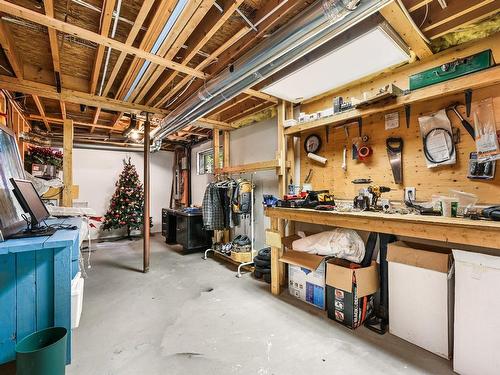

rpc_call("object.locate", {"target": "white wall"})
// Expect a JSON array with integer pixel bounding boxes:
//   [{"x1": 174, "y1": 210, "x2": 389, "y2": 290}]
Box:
[
  {"x1": 191, "y1": 140, "x2": 212, "y2": 206},
  {"x1": 73, "y1": 148, "x2": 173, "y2": 238},
  {"x1": 191, "y1": 118, "x2": 279, "y2": 249}
]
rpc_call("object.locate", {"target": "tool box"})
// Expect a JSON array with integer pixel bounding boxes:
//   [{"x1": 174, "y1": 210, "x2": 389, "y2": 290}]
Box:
[{"x1": 409, "y1": 50, "x2": 494, "y2": 91}]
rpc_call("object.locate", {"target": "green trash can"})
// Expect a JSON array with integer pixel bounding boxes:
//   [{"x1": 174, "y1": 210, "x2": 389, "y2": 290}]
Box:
[{"x1": 15, "y1": 327, "x2": 67, "y2": 375}]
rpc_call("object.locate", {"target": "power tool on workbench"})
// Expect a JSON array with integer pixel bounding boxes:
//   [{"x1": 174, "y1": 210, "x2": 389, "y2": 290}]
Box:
[{"x1": 353, "y1": 185, "x2": 391, "y2": 211}]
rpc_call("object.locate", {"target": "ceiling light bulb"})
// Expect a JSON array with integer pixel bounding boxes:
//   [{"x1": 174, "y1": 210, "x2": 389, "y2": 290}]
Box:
[{"x1": 129, "y1": 130, "x2": 140, "y2": 140}]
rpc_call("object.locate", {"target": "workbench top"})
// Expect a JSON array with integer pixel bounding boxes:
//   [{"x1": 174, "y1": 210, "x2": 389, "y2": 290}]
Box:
[{"x1": 265, "y1": 207, "x2": 500, "y2": 249}]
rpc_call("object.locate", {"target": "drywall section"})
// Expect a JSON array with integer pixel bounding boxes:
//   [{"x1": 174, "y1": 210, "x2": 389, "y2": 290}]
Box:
[
  {"x1": 73, "y1": 148, "x2": 173, "y2": 238},
  {"x1": 230, "y1": 118, "x2": 279, "y2": 249},
  {"x1": 191, "y1": 118, "x2": 279, "y2": 249}
]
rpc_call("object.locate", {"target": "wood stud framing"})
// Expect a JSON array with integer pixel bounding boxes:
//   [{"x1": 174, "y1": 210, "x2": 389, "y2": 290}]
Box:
[{"x1": 0, "y1": 0, "x2": 496, "y2": 146}]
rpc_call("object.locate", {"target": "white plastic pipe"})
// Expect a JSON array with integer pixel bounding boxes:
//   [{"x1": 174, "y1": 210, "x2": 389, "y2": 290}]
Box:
[{"x1": 308, "y1": 152, "x2": 327, "y2": 165}]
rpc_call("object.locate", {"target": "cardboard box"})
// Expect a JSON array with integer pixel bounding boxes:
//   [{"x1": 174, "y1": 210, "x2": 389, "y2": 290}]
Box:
[
  {"x1": 387, "y1": 242, "x2": 454, "y2": 359},
  {"x1": 280, "y1": 250, "x2": 327, "y2": 309},
  {"x1": 453, "y1": 250, "x2": 500, "y2": 375},
  {"x1": 326, "y1": 260, "x2": 378, "y2": 329}
]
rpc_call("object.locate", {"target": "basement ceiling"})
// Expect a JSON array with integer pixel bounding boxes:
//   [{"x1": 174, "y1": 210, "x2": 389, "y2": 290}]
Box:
[{"x1": 0, "y1": 0, "x2": 498, "y2": 149}]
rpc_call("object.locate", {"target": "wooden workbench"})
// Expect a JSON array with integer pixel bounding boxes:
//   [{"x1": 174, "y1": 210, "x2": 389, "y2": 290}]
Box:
[{"x1": 265, "y1": 207, "x2": 500, "y2": 295}]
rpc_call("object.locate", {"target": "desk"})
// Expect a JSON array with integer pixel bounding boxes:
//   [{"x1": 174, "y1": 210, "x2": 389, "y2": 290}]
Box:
[
  {"x1": 0, "y1": 217, "x2": 82, "y2": 365},
  {"x1": 265, "y1": 208, "x2": 500, "y2": 295},
  {"x1": 162, "y1": 208, "x2": 212, "y2": 251}
]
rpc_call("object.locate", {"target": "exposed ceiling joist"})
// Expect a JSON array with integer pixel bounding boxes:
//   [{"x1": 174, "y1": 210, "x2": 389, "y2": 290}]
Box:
[
  {"x1": 28, "y1": 114, "x2": 120, "y2": 131},
  {"x1": 142, "y1": 0, "x2": 245, "y2": 105},
  {"x1": 131, "y1": 0, "x2": 214, "y2": 103},
  {"x1": 90, "y1": 107, "x2": 101, "y2": 133},
  {"x1": 0, "y1": 75, "x2": 167, "y2": 114},
  {"x1": 89, "y1": 0, "x2": 117, "y2": 95},
  {"x1": 0, "y1": 0, "x2": 209, "y2": 79},
  {"x1": 152, "y1": 26, "x2": 250, "y2": 107},
  {"x1": 379, "y1": 1, "x2": 433, "y2": 59},
  {"x1": 32, "y1": 95, "x2": 51, "y2": 131},
  {"x1": 114, "y1": 0, "x2": 179, "y2": 100},
  {"x1": 0, "y1": 18, "x2": 23, "y2": 78},
  {"x1": 101, "y1": 0, "x2": 157, "y2": 97},
  {"x1": 244, "y1": 89, "x2": 278, "y2": 103},
  {"x1": 60, "y1": 101, "x2": 67, "y2": 119}
]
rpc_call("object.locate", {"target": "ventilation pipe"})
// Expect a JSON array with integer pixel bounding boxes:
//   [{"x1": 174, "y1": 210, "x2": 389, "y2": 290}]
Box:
[{"x1": 151, "y1": 0, "x2": 392, "y2": 141}]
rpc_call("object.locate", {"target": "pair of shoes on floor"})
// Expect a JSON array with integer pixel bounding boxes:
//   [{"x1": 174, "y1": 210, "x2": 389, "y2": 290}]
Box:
[
  {"x1": 232, "y1": 235, "x2": 251, "y2": 247},
  {"x1": 220, "y1": 242, "x2": 232, "y2": 255}
]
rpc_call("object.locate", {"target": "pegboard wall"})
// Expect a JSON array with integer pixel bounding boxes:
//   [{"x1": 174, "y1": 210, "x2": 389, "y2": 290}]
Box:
[{"x1": 300, "y1": 85, "x2": 500, "y2": 204}]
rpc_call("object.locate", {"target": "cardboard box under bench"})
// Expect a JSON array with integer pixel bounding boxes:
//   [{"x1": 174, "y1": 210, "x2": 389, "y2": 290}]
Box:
[
  {"x1": 280, "y1": 250, "x2": 327, "y2": 310},
  {"x1": 326, "y1": 260, "x2": 379, "y2": 329}
]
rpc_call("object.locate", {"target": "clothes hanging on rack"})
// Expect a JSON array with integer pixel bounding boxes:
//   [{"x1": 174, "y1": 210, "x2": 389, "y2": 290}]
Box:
[{"x1": 202, "y1": 179, "x2": 241, "y2": 230}]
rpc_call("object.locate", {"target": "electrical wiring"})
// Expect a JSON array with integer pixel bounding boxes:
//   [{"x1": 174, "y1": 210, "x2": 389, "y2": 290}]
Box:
[{"x1": 419, "y1": 4, "x2": 429, "y2": 28}]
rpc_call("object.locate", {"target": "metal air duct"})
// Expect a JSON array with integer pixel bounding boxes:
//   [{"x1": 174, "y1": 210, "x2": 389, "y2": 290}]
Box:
[{"x1": 152, "y1": 0, "x2": 393, "y2": 141}]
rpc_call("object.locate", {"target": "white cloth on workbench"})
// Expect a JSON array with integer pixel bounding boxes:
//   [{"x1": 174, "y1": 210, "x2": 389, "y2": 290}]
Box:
[{"x1": 292, "y1": 229, "x2": 365, "y2": 263}]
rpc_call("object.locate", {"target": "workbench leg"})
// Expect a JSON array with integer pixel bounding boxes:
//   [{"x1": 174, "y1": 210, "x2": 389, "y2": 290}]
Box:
[{"x1": 271, "y1": 217, "x2": 283, "y2": 295}]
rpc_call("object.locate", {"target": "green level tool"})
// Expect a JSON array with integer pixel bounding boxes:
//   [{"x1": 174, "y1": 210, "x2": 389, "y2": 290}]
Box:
[{"x1": 409, "y1": 50, "x2": 494, "y2": 91}]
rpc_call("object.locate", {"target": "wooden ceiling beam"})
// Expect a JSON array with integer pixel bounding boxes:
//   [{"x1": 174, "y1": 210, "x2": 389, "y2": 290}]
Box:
[
  {"x1": 101, "y1": 0, "x2": 156, "y2": 97},
  {"x1": 60, "y1": 101, "x2": 67, "y2": 120},
  {"x1": 131, "y1": 0, "x2": 214, "y2": 104},
  {"x1": 143, "y1": 0, "x2": 244, "y2": 105},
  {"x1": 152, "y1": 26, "x2": 249, "y2": 107},
  {"x1": 0, "y1": 18, "x2": 23, "y2": 78},
  {"x1": 90, "y1": 107, "x2": 101, "y2": 133},
  {"x1": 114, "y1": 0, "x2": 179, "y2": 100},
  {"x1": 226, "y1": 102, "x2": 276, "y2": 123},
  {"x1": 193, "y1": 117, "x2": 236, "y2": 131},
  {"x1": 0, "y1": 0, "x2": 208, "y2": 79},
  {"x1": 32, "y1": 95, "x2": 51, "y2": 131},
  {"x1": 244, "y1": 89, "x2": 278, "y2": 103},
  {"x1": 89, "y1": 0, "x2": 117, "y2": 95},
  {"x1": 159, "y1": 0, "x2": 303, "y2": 111},
  {"x1": 28, "y1": 114, "x2": 120, "y2": 131},
  {"x1": 428, "y1": 4, "x2": 500, "y2": 40},
  {"x1": 379, "y1": 1, "x2": 433, "y2": 59},
  {"x1": 0, "y1": 75, "x2": 167, "y2": 115},
  {"x1": 421, "y1": 0, "x2": 495, "y2": 33},
  {"x1": 404, "y1": 0, "x2": 434, "y2": 13},
  {"x1": 208, "y1": 94, "x2": 253, "y2": 118}
]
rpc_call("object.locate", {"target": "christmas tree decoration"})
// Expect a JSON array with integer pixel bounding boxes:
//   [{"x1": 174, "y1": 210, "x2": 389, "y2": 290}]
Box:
[{"x1": 102, "y1": 158, "x2": 145, "y2": 238}]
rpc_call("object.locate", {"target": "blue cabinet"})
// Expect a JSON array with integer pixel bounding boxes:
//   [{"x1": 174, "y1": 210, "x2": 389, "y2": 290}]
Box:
[{"x1": 0, "y1": 218, "x2": 81, "y2": 365}]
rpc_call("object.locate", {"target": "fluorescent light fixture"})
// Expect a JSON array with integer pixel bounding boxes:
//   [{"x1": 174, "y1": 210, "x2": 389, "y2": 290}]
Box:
[{"x1": 262, "y1": 25, "x2": 411, "y2": 103}]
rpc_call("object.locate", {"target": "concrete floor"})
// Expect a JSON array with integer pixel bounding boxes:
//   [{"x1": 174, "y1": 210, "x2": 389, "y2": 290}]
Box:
[
  {"x1": 1, "y1": 235, "x2": 455, "y2": 375},
  {"x1": 69, "y1": 235, "x2": 456, "y2": 375}
]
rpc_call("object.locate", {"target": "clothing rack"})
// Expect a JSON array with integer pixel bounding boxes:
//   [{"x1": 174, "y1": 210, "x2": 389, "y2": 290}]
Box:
[{"x1": 203, "y1": 173, "x2": 255, "y2": 278}]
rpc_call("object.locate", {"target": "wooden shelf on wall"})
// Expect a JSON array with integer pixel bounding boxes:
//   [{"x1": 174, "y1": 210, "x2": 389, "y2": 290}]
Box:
[
  {"x1": 215, "y1": 159, "x2": 280, "y2": 174},
  {"x1": 285, "y1": 65, "x2": 500, "y2": 136}
]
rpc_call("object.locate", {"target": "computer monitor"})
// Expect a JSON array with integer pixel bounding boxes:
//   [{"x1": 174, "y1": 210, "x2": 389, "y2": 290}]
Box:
[{"x1": 8, "y1": 178, "x2": 54, "y2": 238}]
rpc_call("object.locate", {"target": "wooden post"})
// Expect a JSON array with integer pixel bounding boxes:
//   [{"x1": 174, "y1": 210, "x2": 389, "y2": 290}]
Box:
[
  {"x1": 62, "y1": 119, "x2": 73, "y2": 207},
  {"x1": 270, "y1": 100, "x2": 287, "y2": 295},
  {"x1": 223, "y1": 130, "x2": 230, "y2": 168},
  {"x1": 213, "y1": 128, "x2": 220, "y2": 171},
  {"x1": 143, "y1": 116, "x2": 151, "y2": 273},
  {"x1": 285, "y1": 102, "x2": 295, "y2": 236}
]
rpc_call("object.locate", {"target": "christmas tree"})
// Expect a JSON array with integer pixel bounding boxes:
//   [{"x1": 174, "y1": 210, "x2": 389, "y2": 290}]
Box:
[{"x1": 102, "y1": 158, "x2": 145, "y2": 238}]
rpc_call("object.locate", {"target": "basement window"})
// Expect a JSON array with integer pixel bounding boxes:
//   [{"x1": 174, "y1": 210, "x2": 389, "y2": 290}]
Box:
[{"x1": 197, "y1": 148, "x2": 224, "y2": 175}]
